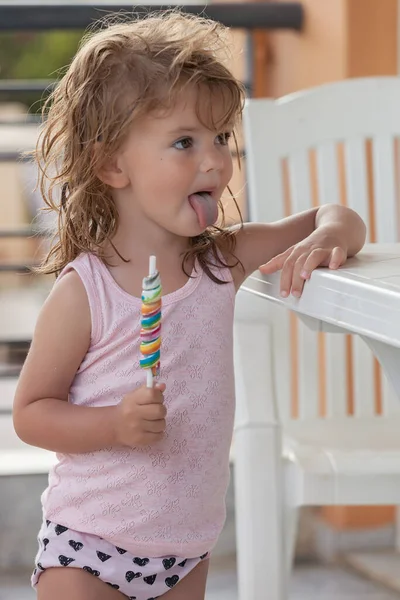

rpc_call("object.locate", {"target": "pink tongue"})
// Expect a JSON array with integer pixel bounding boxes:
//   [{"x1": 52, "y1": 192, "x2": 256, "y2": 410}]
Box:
[{"x1": 188, "y1": 193, "x2": 218, "y2": 228}]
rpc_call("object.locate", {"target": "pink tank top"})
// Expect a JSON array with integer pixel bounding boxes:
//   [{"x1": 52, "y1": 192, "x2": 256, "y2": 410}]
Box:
[{"x1": 42, "y1": 252, "x2": 236, "y2": 558}]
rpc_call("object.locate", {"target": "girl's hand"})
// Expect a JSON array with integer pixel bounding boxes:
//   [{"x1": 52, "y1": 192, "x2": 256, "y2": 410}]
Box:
[
  {"x1": 114, "y1": 383, "x2": 167, "y2": 447},
  {"x1": 258, "y1": 226, "x2": 348, "y2": 298}
]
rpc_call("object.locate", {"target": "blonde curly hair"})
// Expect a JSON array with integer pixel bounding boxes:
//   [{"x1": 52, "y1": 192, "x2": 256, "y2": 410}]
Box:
[{"x1": 35, "y1": 10, "x2": 246, "y2": 280}]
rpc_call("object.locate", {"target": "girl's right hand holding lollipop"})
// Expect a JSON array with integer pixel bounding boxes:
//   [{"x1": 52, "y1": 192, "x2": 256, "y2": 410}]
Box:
[{"x1": 114, "y1": 382, "x2": 166, "y2": 447}]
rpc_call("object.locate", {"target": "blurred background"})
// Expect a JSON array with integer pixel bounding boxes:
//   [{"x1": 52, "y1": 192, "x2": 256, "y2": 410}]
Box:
[{"x1": 1, "y1": 1, "x2": 400, "y2": 599}]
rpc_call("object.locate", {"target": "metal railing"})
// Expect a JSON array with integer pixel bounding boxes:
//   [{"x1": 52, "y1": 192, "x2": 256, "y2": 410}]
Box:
[
  {"x1": 0, "y1": 2, "x2": 303, "y2": 99},
  {"x1": 0, "y1": 3, "x2": 303, "y2": 31}
]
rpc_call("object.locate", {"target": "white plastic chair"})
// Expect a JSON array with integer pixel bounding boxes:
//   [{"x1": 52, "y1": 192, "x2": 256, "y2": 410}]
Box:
[{"x1": 234, "y1": 77, "x2": 400, "y2": 600}]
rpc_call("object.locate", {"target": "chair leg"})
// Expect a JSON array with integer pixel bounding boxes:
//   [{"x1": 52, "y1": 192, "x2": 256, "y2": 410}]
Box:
[
  {"x1": 284, "y1": 506, "x2": 299, "y2": 579},
  {"x1": 234, "y1": 425, "x2": 287, "y2": 600},
  {"x1": 395, "y1": 506, "x2": 400, "y2": 553}
]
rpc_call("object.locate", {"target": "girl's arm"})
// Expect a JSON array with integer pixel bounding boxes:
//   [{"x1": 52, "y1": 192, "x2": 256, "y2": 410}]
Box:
[
  {"x1": 13, "y1": 271, "x2": 119, "y2": 453},
  {"x1": 230, "y1": 204, "x2": 366, "y2": 296}
]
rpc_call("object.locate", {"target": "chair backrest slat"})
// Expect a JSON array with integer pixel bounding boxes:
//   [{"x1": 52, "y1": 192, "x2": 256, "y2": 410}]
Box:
[
  {"x1": 344, "y1": 138, "x2": 370, "y2": 227},
  {"x1": 352, "y1": 339, "x2": 376, "y2": 417},
  {"x1": 287, "y1": 152, "x2": 320, "y2": 418},
  {"x1": 316, "y1": 143, "x2": 340, "y2": 206},
  {"x1": 322, "y1": 335, "x2": 348, "y2": 418},
  {"x1": 245, "y1": 100, "x2": 285, "y2": 224},
  {"x1": 382, "y1": 375, "x2": 400, "y2": 414},
  {"x1": 343, "y1": 137, "x2": 376, "y2": 416},
  {"x1": 372, "y1": 135, "x2": 398, "y2": 242},
  {"x1": 296, "y1": 324, "x2": 320, "y2": 419},
  {"x1": 271, "y1": 305, "x2": 292, "y2": 422},
  {"x1": 288, "y1": 151, "x2": 312, "y2": 211},
  {"x1": 315, "y1": 142, "x2": 351, "y2": 418}
]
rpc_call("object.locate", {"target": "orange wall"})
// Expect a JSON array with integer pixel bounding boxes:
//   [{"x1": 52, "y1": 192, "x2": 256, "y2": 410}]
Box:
[
  {"x1": 347, "y1": 0, "x2": 398, "y2": 77},
  {"x1": 262, "y1": 0, "x2": 398, "y2": 531},
  {"x1": 266, "y1": 0, "x2": 397, "y2": 93},
  {"x1": 266, "y1": 0, "x2": 347, "y2": 96}
]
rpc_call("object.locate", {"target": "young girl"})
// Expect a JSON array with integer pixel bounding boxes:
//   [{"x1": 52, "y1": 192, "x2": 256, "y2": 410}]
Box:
[{"x1": 13, "y1": 10, "x2": 366, "y2": 600}]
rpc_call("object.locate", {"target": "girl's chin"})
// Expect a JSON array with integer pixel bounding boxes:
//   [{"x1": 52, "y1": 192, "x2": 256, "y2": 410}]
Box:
[
  {"x1": 159, "y1": 211, "x2": 209, "y2": 238},
  {"x1": 179, "y1": 215, "x2": 209, "y2": 238},
  {"x1": 187, "y1": 224, "x2": 209, "y2": 237}
]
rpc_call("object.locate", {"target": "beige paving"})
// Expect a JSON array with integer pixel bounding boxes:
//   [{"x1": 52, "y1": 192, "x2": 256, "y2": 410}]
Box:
[{"x1": 345, "y1": 551, "x2": 400, "y2": 595}]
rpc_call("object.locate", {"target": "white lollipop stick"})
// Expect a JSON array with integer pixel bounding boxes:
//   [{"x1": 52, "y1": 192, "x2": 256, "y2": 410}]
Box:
[
  {"x1": 147, "y1": 366, "x2": 154, "y2": 388},
  {"x1": 146, "y1": 255, "x2": 157, "y2": 388},
  {"x1": 149, "y1": 255, "x2": 156, "y2": 277}
]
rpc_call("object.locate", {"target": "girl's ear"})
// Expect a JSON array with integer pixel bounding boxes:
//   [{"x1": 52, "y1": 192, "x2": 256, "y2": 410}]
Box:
[{"x1": 94, "y1": 144, "x2": 130, "y2": 189}]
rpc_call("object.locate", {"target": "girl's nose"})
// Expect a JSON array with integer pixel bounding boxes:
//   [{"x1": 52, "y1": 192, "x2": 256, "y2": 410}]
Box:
[{"x1": 200, "y1": 146, "x2": 225, "y2": 173}]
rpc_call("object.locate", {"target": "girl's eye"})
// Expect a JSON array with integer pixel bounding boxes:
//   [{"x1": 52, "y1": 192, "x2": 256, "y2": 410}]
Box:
[
  {"x1": 174, "y1": 137, "x2": 193, "y2": 150},
  {"x1": 216, "y1": 132, "x2": 232, "y2": 146}
]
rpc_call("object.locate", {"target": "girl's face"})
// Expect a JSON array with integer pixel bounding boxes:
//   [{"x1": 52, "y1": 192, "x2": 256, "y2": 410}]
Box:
[{"x1": 112, "y1": 86, "x2": 234, "y2": 239}]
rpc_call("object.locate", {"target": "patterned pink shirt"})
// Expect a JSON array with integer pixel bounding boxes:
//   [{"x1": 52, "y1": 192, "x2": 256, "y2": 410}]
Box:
[{"x1": 42, "y1": 252, "x2": 236, "y2": 558}]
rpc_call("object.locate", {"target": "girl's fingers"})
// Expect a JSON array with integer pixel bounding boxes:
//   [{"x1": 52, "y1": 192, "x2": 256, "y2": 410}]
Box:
[
  {"x1": 143, "y1": 419, "x2": 166, "y2": 434},
  {"x1": 299, "y1": 248, "x2": 332, "y2": 281},
  {"x1": 284, "y1": 253, "x2": 309, "y2": 297},
  {"x1": 155, "y1": 382, "x2": 166, "y2": 392},
  {"x1": 287, "y1": 247, "x2": 343, "y2": 297},
  {"x1": 260, "y1": 245, "x2": 347, "y2": 298},
  {"x1": 258, "y1": 248, "x2": 292, "y2": 274},
  {"x1": 328, "y1": 246, "x2": 346, "y2": 269},
  {"x1": 279, "y1": 252, "x2": 307, "y2": 297}
]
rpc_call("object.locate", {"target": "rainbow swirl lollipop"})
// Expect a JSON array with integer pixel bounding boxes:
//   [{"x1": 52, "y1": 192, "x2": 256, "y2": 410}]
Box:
[{"x1": 140, "y1": 256, "x2": 162, "y2": 387}]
